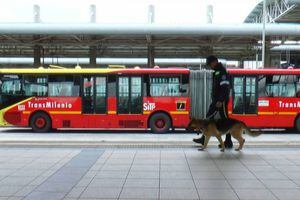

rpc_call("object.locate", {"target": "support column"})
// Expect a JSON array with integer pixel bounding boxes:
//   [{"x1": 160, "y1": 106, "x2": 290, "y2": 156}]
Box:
[
  {"x1": 33, "y1": 5, "x2": 41, "y2": 67},
  {"x1": 256, "y1": 52, "x2": 259, "y2": 68},
  {"x1": 90, "y1": 4, "x2": 96, "y2": 23},
  {"x1": 89, "y1": 5, "x2": 97, "y2": 68},
  {"x1": 238, "y1": 59, "x2": 244, "y2": 68},
  {"x1": 147, "y1": 45, "x2": 155, "y2": 68},
  {"x1": 206, "y1": 5, "x2": 213, "y2": 24},
  {"x1": 33, "y1": 45, "x2": 41, "y2": 68},
  {"x1": 205, "y1": 5, "x2": 214, "y2": 67},
  {"x1": 265, "y1": 39, "x2": 271, "y2": 68},
  {"x1": 147, "y1": 5, "x2": 155, "y2": 68},
  {"x1": 89, "y1": 46, "x2": 97, "y2": 67},
  {"x1": 271, "y1": 53, "x2": 281, "y2": 68}
]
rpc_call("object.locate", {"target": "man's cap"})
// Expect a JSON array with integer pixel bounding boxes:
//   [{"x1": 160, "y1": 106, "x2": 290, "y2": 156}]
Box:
[{"x1": 206, "y1": 55, "x2": 218, "y2": 65}]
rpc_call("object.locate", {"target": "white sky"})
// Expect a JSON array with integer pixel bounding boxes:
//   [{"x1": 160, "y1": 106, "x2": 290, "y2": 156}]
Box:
[{"x1": 0, "y1": 0, "x2": 261, "y2": 23}]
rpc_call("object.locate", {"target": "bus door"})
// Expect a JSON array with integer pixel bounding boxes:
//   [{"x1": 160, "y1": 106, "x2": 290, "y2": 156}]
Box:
[
  {"x1": 82, "y1": 76, "x2": 107, "y2": 115},
  {"x1": 117, "y1": 76, "x2": 143, "y2": 127},
  {"x1": 232, "y1": 76, "x2": 258, "y2": 115}
]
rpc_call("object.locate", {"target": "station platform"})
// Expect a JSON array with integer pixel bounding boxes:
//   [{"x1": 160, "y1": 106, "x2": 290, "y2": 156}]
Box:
[
  {"x1": 0, "y1": 128, "x2": 300, "y2": 200},
  {"x1": 0, "y1": 147, "x2": 300, "y2": 200}
]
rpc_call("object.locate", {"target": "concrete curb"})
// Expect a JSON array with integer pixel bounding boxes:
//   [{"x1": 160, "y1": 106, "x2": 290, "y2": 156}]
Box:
[{"x1": 1, "y1": 141, "x2": 300, "y2": 148}]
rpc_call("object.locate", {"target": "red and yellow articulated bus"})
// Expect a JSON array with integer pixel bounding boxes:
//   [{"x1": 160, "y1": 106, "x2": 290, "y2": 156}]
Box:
[
  {"x1": 1, "y1": 67, "x2": 300, "y2": 133},
  {"x1": 228, "y1": 68, "x2": 300, "y2": 132},
  {"x1": 0, "y1": 67, "x2": 189, "y2": 133}
]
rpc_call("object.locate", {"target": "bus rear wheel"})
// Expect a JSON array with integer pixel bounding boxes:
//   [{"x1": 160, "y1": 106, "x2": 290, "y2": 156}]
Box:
[
  {"x1": 30, "y1": 112, "x2": 51, "y2": 133},
  {"x1": 149, "y1": 113, "x2": 171, "y2": 133}
]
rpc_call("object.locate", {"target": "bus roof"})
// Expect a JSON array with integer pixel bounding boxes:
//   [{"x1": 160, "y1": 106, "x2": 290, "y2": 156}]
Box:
[
  {"x1": 227, "y1": 68, "x2": 300, "y2": 75},
  {"x1": 0, "y1": 67, "x2": 189, "y2": 75}
]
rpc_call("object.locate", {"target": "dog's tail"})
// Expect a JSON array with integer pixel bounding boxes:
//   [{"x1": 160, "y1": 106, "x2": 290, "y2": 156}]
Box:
[{"x1": 241, "y1": 123, "x2": 261, "y2": 137}]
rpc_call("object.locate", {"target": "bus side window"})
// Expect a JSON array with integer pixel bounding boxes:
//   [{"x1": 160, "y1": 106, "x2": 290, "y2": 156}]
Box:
[
  {"x1": 181, "y1": 74, "x2": 189, "y2": 96},
  {"x1": 73, "y1": 76, "x2": 80, "y2": 96},
  {"x1": 296, "y1": 77, "x2": 300, "y2": 97},
  {"x1": 23, "y1": 76, "x2": 47, "y2": 97},
  {"x1": 280, "y1": 75, "x2": 296, "y2": 97},
  {"x1": 0, "y1": 75, "x2": 22, "y2": 96},
  {"x1": 232, "y1": 76, "x2": 244, "y2": 114},
  {"x1": 150, "y1": 76, "x2": 180, "y2": 97},
  {"x1": 48, "y1": 75, "x2": 79, "y2": 97},
  {"x1": 144, "y1": 74, "x2": 149, "y2": 97},
  {"x1": 266, "y1": 75, "x2": 296, "y2": 97},
  {"x1": 108, "y1": 75, "x2": 116, "y2": 97},
  {"x1": 266, "y1": 75, "x2": 277, "y2": 97},
  {"x1": 258, "y1": 75, "x2": 266, "y2": 97}
]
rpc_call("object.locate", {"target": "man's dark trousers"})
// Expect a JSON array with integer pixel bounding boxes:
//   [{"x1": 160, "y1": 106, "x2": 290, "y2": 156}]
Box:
[{"x1": 206, "y1": 101, "x2": 228, "y2": 119}]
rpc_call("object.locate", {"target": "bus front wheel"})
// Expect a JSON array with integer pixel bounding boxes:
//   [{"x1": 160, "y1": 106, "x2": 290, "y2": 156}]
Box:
[
  {"x1": 30, "y1": 112, "x2": 52, "y2": 133},
  {"x1": 149, "y1": 113, "x2": 171, "y2": 133}
]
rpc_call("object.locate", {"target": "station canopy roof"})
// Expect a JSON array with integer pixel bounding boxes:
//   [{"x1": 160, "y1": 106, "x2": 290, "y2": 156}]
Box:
[
  {"x1": 0, "y1": 23, "x2": 298, "y2": 62},
  {"x1": 245, "y1": 0, "x2": 300, "y2": 23},
  {"x1": 0, "y1": 0, "x2": 300, "y2": 63}
]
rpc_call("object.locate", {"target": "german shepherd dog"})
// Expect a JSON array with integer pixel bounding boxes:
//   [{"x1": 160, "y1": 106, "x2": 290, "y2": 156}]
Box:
[{"x1": 187, "y1": 118, "x2": 261, "y2": 151}]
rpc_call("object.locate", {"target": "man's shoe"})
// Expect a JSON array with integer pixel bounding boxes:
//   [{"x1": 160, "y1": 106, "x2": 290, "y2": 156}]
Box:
[{"x1": 193, "y1": 136, "x2": 205, "y2": 145}]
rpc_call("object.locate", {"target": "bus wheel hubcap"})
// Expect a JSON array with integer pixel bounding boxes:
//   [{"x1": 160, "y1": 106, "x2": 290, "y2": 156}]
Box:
[
  {"x1": 155, "y1": 119, "x2": 165, "y2": 129},
  {"x1": 35, "y1": 117, "x2": 46, "y2": 128}
]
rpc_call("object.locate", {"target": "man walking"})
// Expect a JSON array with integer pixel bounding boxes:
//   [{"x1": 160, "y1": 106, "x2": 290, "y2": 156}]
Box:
[{"x1": 193, "y1": 55, "x2": 233, "y2": 148}]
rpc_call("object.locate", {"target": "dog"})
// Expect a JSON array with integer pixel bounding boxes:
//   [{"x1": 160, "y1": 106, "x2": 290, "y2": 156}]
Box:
[{"x1": 187, "y1": 118, "x2": 261, "y2": 152}]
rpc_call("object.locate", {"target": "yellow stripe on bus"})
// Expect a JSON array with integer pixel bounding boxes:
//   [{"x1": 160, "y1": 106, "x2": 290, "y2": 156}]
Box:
[
  {"x1": 170, "y1": 111, "x2": 189, "y2": 115},
  {"x1": 143, "y1": 111, "x2": 189, "y2": 115},
  {"x1": 230, "y1": 112, "x2": 275, "y2": 115},
  {"x1": 24, "y1": 111, "x2": 81, "y2": 115},
  {"x1": 258, "y1": 112, "x2": 275, "y2": 115},
  {"x1": 49, "y1": 111, "x2": 81, "y2": 115},
  {"x1": 108, "y1": 111, "x2": 116, "y2": 114},
  {"x1": 229, "y1": 111, "x2": 297, "y2": 116},
  {"x1": 278, "y1": 112, "x2": 297, "y2": 115}
]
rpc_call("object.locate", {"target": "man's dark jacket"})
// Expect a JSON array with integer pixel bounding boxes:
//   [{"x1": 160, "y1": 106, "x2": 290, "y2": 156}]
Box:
[{"x1": 212, "y1": 62, "x2": 230, "y2": 102}]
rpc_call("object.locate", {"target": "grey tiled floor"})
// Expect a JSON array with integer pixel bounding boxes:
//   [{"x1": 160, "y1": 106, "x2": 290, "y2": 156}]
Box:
[{"x1": 0, "y1": 148, "x2": 300, "y2": 199}]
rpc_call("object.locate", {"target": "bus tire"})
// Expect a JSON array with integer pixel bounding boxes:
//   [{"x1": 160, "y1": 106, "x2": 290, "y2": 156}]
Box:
[
  {"x1": 295, "y1": 116, "x2": 300, "y2": 133},
  {"x1": 30, "y1": 112, "x2": 52, "y2": 133},
  {"x1": 149, "y1": 113, "x2": 171, "y2": 133}
]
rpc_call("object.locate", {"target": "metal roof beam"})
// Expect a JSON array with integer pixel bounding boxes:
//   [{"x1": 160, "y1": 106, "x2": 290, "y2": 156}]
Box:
[
  {"x1": 0, "y1": 23, "x2": 300, "y2": 36},
  {"x1": 245, "y1": 0, "x2": 299, "y2": 23}
]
